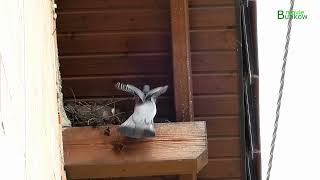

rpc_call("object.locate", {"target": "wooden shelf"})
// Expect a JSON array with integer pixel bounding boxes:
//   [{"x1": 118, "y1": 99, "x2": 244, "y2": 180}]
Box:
[{"x1": 63, "y1": 121, "x2": 208, "y2": 180}]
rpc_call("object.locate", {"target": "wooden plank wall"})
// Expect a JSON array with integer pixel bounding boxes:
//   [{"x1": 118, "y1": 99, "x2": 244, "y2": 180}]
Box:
[
  {"x1": 189, "y1": 0, "x2": 241, "y2": 180},
  {"x1": 56, "y1": 0, "x2": 241, "y2": 179},
  {"x1": 56, "y1": 0, "x2": 175, "y2": 121}
]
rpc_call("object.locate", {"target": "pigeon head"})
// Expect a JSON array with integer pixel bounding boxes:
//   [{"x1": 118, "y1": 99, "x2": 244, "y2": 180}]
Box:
[{"x1": 143, "y1": 85, "x2": 150, "y2": 94}]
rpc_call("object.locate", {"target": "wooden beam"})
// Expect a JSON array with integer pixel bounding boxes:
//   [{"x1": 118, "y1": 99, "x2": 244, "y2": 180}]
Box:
[
  {"x1": 63, "y1": 122, "x2": 208, "y2": 179},
  {"x1": 179, "y1": 174, "x2": 197, "y2": 180},
  {"x1": 170, "y1": 0, "x2": 194, "y2": 121}
]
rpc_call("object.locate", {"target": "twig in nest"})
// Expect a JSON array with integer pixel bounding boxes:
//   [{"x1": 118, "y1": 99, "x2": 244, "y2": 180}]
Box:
[
  {"x1": 69, "y1": 88, "x2": 77, "y2": 103},
  {"x1": 64, "y1": 99, "x2": 130, "y2": 127}
]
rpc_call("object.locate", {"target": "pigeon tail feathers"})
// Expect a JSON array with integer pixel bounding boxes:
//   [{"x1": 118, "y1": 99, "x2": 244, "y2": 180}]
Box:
[{"x1": 118, "y1": 116, "x2": 155, "y2": 138}]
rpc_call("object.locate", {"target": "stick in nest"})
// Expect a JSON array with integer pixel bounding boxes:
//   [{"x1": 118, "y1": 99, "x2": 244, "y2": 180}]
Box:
[{"x1": 64, "y1": 89, "x2": 132, "y2": 127}]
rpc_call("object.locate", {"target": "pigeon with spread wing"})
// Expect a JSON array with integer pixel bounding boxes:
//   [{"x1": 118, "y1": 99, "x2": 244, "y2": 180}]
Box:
[{"x1": 115, "y1": 82, "x2": 168, "y2": 138}]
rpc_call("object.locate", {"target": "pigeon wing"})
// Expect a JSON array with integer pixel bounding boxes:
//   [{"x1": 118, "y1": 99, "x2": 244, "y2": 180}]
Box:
[
  {"x1": 115, "y1": 82, "x2": 145, "y2": 101},
  {"x1": 145, "y1": 85, "x2": 168, "y2": 101}
]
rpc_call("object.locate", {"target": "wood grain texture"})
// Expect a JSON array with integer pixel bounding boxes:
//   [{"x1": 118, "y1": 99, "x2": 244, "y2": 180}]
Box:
[
  {"x1": 1, "y1": 1, "x2": 64, "y2": 179},
  {"x1": 190, "y1": 7, "x2": 236, "y2": 28},
  {"x1": 192, "y1": 73, "x2": 239, "y2": 95},
  {"x1": 179, "y1": 174, "x2": 196, "y2": 180},
  {"x1": 63, "y1": 122, "x2": 208, "y2": 179},
  {"x1": 57, "y1": 30, "x2": 235, "y2": 55},
  {"x1": 56, "y1": 0, "x2": 170, "y2": 11},
  {"x1": 190, "y1": 30, "x2": 237, "y2": 51},
  {"x1": 56, "y1": 0, "x2": 236, "y2": 11},
  {"x1": 194, "y1": 116, "x2": 240, "y2": 137},
  {"x1": 189, "y1": 3, "x2": 241, "y2": 180},
  {"x1": 193, "y1": 95, "x2": 239, "y2": 116},
  {"x1": 57, "y1": 7, "x2": 235, "y2": 33},
  {"x1": 189, "y1": 0, "x2": 236, "y2": 7},
  {"x1": 198, "y1": 159, "x2": 241, "y2": 179},
  {"x1": 61, "y1": 74, "x2": 237, "y2": 98},
  {"x1": 62, "y1": 75, "x2": 172, "y2": 98},
  {"x1": 198, "y1": 178, "x2": 240, "y2": 180},
  {"x1": 80, "y1": 177, "x2": 240, "y2": 180},
  {"x1": 170, "y1": 0, "x2": 194, "y2": 122},
  {"x1": 59, "y1": 53, "x2": 171, "y2": 76},
  {"x1": 56, "y1": 0, "x2": 242, "y2": 179},
  {"x1": 191, "y1": 51, "x2": 238, "y2": 72},
  {"x1": 59, "y1": 51, "x2": 238, "y2": 77},
  {"x1": 57, "y1": 32, "x2": 170, "y2": 55},
  {"x1": 57, "y1": 10, "x2": 170, "y2": 33},
  {"x1": 101, "y1": 176, "x2": 178, "y2": 180},
  {"x1": 207, "y1": 137, "x2": 240, "y2": 158}
]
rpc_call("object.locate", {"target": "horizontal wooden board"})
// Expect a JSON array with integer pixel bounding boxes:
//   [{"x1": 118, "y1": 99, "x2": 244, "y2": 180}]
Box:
[
  {"x1": 63, "y1": 122, "x2": 208, "y2": 178},
  {"x1": 57, "y1": 7, "x2": 235, "y2": 33},
  {"x1": 86, "y1": 176, "x2": 241, "y2": 180},
  {"x1": 57, "y1": 30, "x2": 235, "y2": 55},
  {"x1": 61, "y1": 74, "x2": 237, "y2": 97},
  {"x1": 62, "y1": 75, "x2": 172, "y2": 98},
  {"x1": 56, "y1": 0, "x2": 236, "y2": 12},
  {"x1": 57, "y1": 10, "x2": 170, "y2": 33},
  {"x1": 190, "y1": 30, "x2": 237, "y2": 51},
  {"x1": 189, "y1": 0, "x2": 236, "y2": 7},
  {"x1": 59, "y1": 51, "x2": 238, "y2": 77},
  {"x1": 192, "y1": 73, "x2": 239, "y2": 95},
  {"x1": 191, "y1": 51, "x2": 238, "y2": 72},
  {"x1": 207, "y1": 137, "x2": 240, "y2": 158},
  {"x1": 56, "y1": 0, "x2": 170, "y2": 11},
  {"x1": 86, "y1": 176, "x2": 178, "y2": 180},
  {"x1": 59, "y1": 53, "x2": 171, "y2": 76},
  {"x1": 190, "y1": 7, "x2": 236, "y2": 29},
  {"x1": 198, "y1": 159, "x2": 241, "y2": 179},
  {"x1": 82, "y1": 176, "x2": 241, "y2": 180},
  {"x1": 195, "y1": 116, "x2": 240, "y2": 137},
  {"x1": 57, "y1": 32, "x2": 170, "y2": 55},
  {"x1": 199, "y1": 178, "x2": 240, "y2": 180},
  {"x1": 193, "y1": 95, "x2": 239, "y2": 116}
]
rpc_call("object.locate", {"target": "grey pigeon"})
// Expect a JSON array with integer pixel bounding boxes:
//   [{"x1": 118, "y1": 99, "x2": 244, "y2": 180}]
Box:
[{"x1": 115, "y1": 82, "x2": 168, "y2": 138}]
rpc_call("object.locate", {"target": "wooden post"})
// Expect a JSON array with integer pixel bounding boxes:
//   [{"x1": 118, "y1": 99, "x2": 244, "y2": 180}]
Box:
[{"x1": 170, "y1": 0, "x2": 194, "y2": 122}]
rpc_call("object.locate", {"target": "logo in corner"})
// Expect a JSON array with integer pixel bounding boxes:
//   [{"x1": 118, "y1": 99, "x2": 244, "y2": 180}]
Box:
[{"x1": 277, "y1": 10, "x2": 308, "y2": 20}]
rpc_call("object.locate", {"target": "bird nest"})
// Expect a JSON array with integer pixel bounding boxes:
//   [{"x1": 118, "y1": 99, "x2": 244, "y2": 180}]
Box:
[{"x1": 64, "y1": 99, "x2": 130, "y2": 127}]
